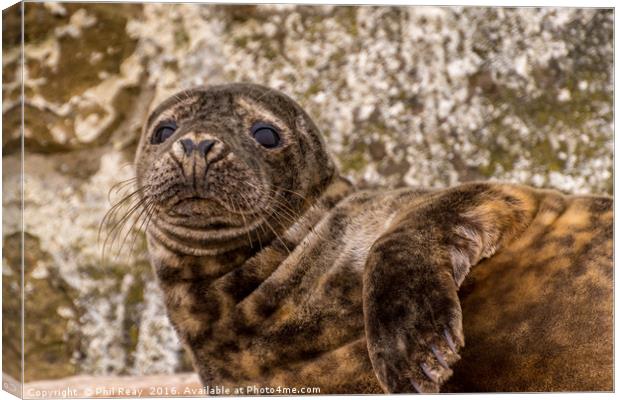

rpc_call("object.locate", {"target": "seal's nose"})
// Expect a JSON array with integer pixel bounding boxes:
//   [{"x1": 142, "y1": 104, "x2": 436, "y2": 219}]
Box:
[
  {"x1": 180, "y1": 139, "x2": 215, "y2": 157},
  {"x1": 197, "y1": 139, "x2": 215, "y2": 157}
]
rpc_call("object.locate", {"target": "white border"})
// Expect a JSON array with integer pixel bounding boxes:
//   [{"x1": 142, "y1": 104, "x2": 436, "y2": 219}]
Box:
[{"x1": 0, "y1": 2, "x2": 616, "y2": 400}]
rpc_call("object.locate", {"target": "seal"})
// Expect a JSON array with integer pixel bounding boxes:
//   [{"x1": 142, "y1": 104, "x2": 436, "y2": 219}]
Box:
[{"x1": 132, "y1": 83, "x2": 612, "y2": 393}]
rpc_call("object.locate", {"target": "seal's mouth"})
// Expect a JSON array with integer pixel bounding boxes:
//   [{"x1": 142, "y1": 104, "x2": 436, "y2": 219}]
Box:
[
  {"x1": 154, "y1": 193, "x2": 266, "y2": 234},
  {"x1": 167, "y1": 197, "x2": 219, "y2": 217}
]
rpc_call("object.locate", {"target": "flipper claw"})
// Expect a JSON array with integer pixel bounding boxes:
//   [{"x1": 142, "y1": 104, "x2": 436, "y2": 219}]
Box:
[
  {"x1": 420, "y1": 362, "x2": 439, "y2": 383},
  {"x1": 431, "y1": 344, "x2": 449, "y2": 369},
  {"x1": 444, "y1": 328, "x2": 457, "y2": 353},
  {"x1": 410, "y1": 379, "x2": 423, "y2": 393}
]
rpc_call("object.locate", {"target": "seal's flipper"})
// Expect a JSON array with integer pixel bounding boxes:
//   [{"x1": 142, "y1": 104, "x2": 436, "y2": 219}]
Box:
[
  {"x1": 363, "y1": 222, "x2": 464, "y2": 393},
  {"x1": 362, "y1": 182, "x2": 540, "y2": 393}
]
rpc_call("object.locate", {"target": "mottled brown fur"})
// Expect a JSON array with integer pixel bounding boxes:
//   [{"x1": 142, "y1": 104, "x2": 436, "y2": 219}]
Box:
[
  {"x1": 133, "y1": 83, "x2": 612, "y2": 393},
  {"x1": 445, "y1": 195, "x2": 613, "y2": 392}
]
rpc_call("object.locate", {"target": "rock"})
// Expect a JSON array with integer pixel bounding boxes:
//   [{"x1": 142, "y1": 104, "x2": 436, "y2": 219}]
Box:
[
  {"x1": 2, "y1": 3, "x2": 612, "y2": 382},
  {"x1": 3, "y1": 232, "x2": 81, "y2": 382}
]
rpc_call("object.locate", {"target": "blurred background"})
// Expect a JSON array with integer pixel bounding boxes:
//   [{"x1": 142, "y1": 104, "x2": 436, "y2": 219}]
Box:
[{"x1": 2, "y1": 2, "x2": 613, "y2": 392}]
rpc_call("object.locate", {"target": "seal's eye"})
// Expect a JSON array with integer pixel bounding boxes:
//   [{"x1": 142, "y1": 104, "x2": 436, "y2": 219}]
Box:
[
  {"x1": 152, "y1": 122, "x2": 177, "y2": 144},
  {"x1": 251, "y1": 123, "x2": 280, "y2": 148}
]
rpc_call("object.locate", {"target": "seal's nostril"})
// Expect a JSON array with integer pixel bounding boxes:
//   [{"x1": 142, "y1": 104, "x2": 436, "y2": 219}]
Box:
[
  {"x1": 197, "y1": 140, "x2": 215, "y2": 157},
  {"x1": 180, "y1": 139, "x2": 195, "y2": 155}
]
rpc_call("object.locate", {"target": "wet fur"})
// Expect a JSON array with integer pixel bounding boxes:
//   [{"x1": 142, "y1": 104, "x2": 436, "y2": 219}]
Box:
[{"x1": 133, "y1": 83, "x2": 612, "y2": 393}]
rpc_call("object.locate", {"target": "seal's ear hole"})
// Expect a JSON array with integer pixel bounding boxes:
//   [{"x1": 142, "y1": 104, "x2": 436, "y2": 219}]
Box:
[
  {"x1": 152, "y1": 121, "x2": 177, "y2": 144},
  {"x1": 251, "y1": 122, "x2": 281, "y2": 148}
]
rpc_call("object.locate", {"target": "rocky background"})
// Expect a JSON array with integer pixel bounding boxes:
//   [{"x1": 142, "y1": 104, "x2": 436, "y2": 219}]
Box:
[{"x1": 2, "y1": 3, "x2": 613, "y2": 384}]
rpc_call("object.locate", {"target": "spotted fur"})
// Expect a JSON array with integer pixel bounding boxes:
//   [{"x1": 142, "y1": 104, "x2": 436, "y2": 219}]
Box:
[{"x1": 134, "y1": 84, "x2": 612, "y2": 393}]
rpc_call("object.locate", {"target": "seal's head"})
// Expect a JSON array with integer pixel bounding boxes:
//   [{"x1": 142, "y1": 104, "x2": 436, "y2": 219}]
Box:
[{"x1": 136, "y1": 83, "x2": 336, "y2": 255}]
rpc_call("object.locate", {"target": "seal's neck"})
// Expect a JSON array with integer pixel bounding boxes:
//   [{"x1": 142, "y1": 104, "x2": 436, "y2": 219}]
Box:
[
  {"x1": 147, "y1": 175, "x2": 353, "y2": 380},
  {"x1": 148, "y1": 175, "x2": 354, "y2": 287}
]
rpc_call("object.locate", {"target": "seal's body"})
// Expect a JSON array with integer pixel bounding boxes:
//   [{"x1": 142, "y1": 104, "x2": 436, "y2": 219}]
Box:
[
  {"x1": 448, "y1": 192, "x2": 613, "y2": 392},
  {"x1": 134, "y1": 84, "x2": 612, "y2": 393}
]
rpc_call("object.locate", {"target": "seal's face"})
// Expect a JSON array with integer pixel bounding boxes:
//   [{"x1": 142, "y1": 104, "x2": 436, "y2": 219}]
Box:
[{"x1": 136, "y1": 83, "x2": 335, "y2": 254}]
